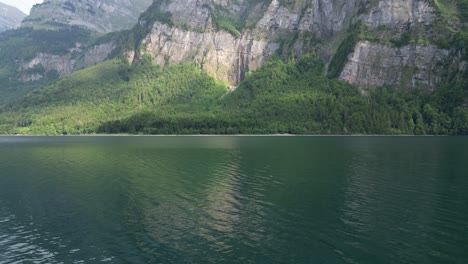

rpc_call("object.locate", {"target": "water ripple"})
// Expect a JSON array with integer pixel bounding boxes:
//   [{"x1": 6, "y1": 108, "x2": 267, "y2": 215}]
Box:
[{"x1": 0, "y1": 136, "x2": 467, "y2": 263}]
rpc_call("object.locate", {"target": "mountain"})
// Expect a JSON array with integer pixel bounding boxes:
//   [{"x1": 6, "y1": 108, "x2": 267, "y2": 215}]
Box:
[
  {"x1": 4, "y1": 0, "x2": 466, "y2": 93},
  {"x1": 0, "y1": 25, "x2": 126, "y2": 102},
  {"x1": 0, "y1": 0, "x2": 154, "y2": 101},
  {"x1": 23, "y1": 0, "x2": 153, "y2": 33},
  {"x1": 126, "y1": 0, "x2": 466, "y2": 90},
  {"x1": 0, "y1": 2, "x2": 26, "y2": 32},
  {"x1": 0, "y1": 0, "x2": 466, "y2": 135}
]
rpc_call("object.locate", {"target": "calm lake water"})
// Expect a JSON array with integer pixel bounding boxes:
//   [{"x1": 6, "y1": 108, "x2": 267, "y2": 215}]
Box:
[{"x1": 0, "y1": 136, "x2": 467, "y2": 263}]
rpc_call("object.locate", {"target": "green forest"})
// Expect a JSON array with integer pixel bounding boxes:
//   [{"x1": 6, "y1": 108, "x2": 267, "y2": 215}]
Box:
[
  {"x1": 0, "y1": 53, "x2": 466, "y2": 135},
  {"x1": 0, "y1": 0, "x2": 466, "y2": 136}
]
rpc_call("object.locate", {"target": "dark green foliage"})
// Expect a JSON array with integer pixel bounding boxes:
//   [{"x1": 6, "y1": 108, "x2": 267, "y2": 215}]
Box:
[
  {"x1": 0, "y1": 59, "x2": 228, "y2": 135},
  {"x1": 24, "y1": 64, "x2": 46, "y2": 75},
  {"x1": 452, "y1": 107, "x2": 468, "y2": 134},
  {"x1": 212, "y1": 16, "x2": 242, "y2": 37},
  {"x1": 222, "y1": 55, "x2": 459, "y2": 135},
  {"x1": 278, "y1": 0, "x2": 296, "y2": 9},
  {"x1": 140, "y1": 10, "x2": 173, "y2": 27},
  {"x1": 1, "y1": 53, "x2": 465, "y2": 135},
  {"x1": 433, "y1": 0, "x2": 468, "y2": 22},
  {"x1": 327, "y1": 25, "x2": 360, "y2": 79},
  {"x1": 458, "y1": 0, "x2": 468, "y2": 22},
  {"x1": 391, "y1": 31, "x2": 411, "y2": 47},
  {"x1": 1, "y1": 0, "x2": 466, "y2": 136},
  {"x1": 0, "y1": 26, "x2": 101, "y2": 102},
  {"x1": 0, "y1": 26, "x2": 91, "y2": 61}
]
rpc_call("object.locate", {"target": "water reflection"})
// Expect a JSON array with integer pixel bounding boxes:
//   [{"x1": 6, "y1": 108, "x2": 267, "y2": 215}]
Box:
[{"x1": 0, "y1": 136, "x2": 467, "y2": 263}]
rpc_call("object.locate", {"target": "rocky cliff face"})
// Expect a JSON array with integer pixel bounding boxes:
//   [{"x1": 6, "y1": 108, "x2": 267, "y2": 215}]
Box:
[
  {"x1": 18, "y1": 42, "x2": 116, "y2": 82},
  {"x1": 363, "y1": 0, "x2": 436, "y2": 28},
  {"x1": 131, "y1": 0, "x2": 464, "y2": 89},
  {"x1": 0, "y1": 2, "x2": 26, "y2": 32},
  {"x1": 22, "y1": 0, "x2": 153, "y2": 33},
  {"x1": 339, "y1": 0, "x2": 457, "y2": 90},
  {"x1": 133, "y1": 0, "x2": 367, "y2": 85},
  {"x1": 139, "y1": 23, "x2": 276, "y2": 86},
  {"x1": 8, "y1": 0, "x2": 149, "y2": 83},
  {"x1": 6, "y1": 0, "x2": 465, "y2": 90},
  {"x1": 340, "y1": 41, "x2": 449, "y2": 90}
]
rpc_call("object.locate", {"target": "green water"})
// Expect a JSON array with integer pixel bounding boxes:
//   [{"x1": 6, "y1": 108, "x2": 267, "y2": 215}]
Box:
[{"x1": 0, "y1": 136, "x2": 467, "y2": 263}]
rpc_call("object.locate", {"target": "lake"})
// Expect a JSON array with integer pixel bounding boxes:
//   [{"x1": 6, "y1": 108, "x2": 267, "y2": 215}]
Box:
[{"x1": 0, "y1": 136, "x2": 467, "y2": 263}]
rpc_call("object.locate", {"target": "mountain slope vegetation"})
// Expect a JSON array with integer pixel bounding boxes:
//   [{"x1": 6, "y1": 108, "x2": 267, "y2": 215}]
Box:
[
  {"x1": 0, "y1": 0, "x2": 466, "y2": 135},
  {"x1": 0, "y1": 0, "x2": 153, "y2": 104},
  {"x1": 1, "y1": 54, "x2": 466, "y2": 135}
]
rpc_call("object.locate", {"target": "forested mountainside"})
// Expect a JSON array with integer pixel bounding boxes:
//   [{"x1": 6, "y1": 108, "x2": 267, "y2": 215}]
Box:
[
  {"x1": 0, "y1": 0, "x2": 153, "y2": 102},
  {"x1": 0, "y1": 2, "x2": 26, "y2": 32},
  {"x1": 0, "y1": 0, "x2": 466, "y2": 135},
  {"x1": 1, "y1": 56, "x2": 466, "y2": 135}
]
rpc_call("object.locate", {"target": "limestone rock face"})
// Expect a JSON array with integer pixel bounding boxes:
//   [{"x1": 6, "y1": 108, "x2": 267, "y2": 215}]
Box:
[
  {"x1": 133, "y1": 0, "x2": 463, "y2": 89},
  {"x1": 137, "y1": 0, "x2": 364, "y2": 85},
  {"x1": 23, "y1": 0, "x2": 153, "y2": 33},
  {"x1": 364, "y1": 0, "x2": 436, "y2": 28},
  {"x1": 82, "y1": 42, "x2": 116, "y2": 67},
  {"x1": 338, "y1": 0, "x2": 458, "y2": 90},
  {"x1": 22, "y1": 52, "x2": 74, "y2": 75},
  {"x1": 141, "y1": 23, "x2": 277, "y2": 85},
  {"x1": 340, "y1": 41, "x2": 449, "y2": 90},
  {"x1": 12, "y1": 0, "x2": 134, "y2": 82},
  {"x1": 13, "y1": 0, "x2": 465, "y2": 90},
  {"x1": 19, "y1": 42, "x2": 115, "y2": 82}
]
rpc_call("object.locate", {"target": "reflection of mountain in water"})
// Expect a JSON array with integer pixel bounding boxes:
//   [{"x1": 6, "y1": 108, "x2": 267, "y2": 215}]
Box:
[{"x1": 1, "y1": 137, "x2": 467, "y2": 263}]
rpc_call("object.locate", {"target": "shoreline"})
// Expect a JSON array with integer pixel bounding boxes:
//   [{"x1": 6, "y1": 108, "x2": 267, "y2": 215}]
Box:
[{"x1": 0, "y1": 134, "x2": 454, "y2": 137}]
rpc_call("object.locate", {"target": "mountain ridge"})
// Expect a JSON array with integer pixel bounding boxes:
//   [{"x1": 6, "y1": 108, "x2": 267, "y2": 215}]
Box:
[
  {"x1": 122, "y1": 0, "x2": 466, "y2": 90},
  {"x1": 0, "y1": 0, "x2": 155, "y2": 101},
  {"x1": 0, "y1": 2, "x2": 26, "y2": 32},
  {"x1": 22, "y1": 0, "x2": 153, "y2": 33}
]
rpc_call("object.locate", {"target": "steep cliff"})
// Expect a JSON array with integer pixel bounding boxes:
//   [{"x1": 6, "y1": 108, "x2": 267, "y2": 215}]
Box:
[
  {"x1": 336, "y1": 0, "x2": 466, "y2": 90},
  {"x1": 1, "y1": 0, "x2": 466, "y2": 99},
  {"x1": 0, "y1": 0, "x2": 154, "y2": 98},
  {"x1": 0, "y1": 2, "x2": 26, "y2": 32},
  {"x1": 339, "y1": 41, "x2": 449, "y2": 91},
  {"x1": 130, "y1": 0, "x2": 365, "y2": 85},
  {"x1": 22, "y1": 0, "x2": 153, "y2": 33},
  {"x1": 0, "y1": 26, "x2": 123, "y2": 91},
  {"x1": 18, "y1": 41, "x2": 117, "y2": 82},
  {"x1": 128, "y1": 0, "x2": 466, "y2": 89}
]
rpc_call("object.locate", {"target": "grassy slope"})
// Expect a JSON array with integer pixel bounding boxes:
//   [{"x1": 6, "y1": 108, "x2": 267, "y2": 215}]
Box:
[{"x1": 0, "y1": 58, "x2": 229, "y2": 135}]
